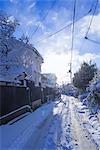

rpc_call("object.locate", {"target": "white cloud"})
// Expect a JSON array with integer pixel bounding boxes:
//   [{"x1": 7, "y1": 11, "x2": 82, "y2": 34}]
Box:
[
  {"x1": 9, "y1": 0, "x2": 18, "y2": 4},
  {"x1": 42, "y1": 52, "x2": 71, "y2": 84},
  {"x1": 37, "y1": 21, "x2": 45, "y2": 30},
  {"x1": 78, "y1": 53, "x2": 100, "y2": 63},
  {"x1": 9, "y1": 0, "x2": 14, "y2": 2},
  {"x1": 26, "y1": 20, "x2": 33, "y2": 26},
  {"x1": 34, "y1": 11, "x2": 100, "y2": 85},
  {"x1": 36, "y1": 30, "x2": 71, "y2": 55},
  {"x1": 28, "y1": 2, "x2": 35, "y2": 10},
  {"x1": 10, "y1": 3, "x2": 100, "y2": 84},
  {"x1": 51, "y1": 12, "x2": 58, "y2": 21},
  {"x1": 42, "y1": 50, "x2": 100, "y2": 84},
  {"x1": 79, "y1": 13, "x2": 100, "y2": 37}
]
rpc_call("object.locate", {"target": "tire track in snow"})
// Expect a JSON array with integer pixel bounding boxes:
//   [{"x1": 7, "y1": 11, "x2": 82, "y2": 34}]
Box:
[
  {"x1": 43, "y1": 102, "x2": 65, "y2": 150},
  {"x1": 73, "y1": 101, "x2": 100, "y2": 149},
  {"x1": 43, "y1": 97, "x2": 73, "y2": 150},
  {"x1": 57, "y1": 98, "x2": 74, "y2": 150},
  {"x1": 70, "y1": 99, "x2": 98, "y2": 150}
]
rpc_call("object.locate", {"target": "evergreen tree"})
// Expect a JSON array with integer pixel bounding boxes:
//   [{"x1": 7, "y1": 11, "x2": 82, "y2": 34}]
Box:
[{"x1": 73, "y1": 62, "x2": 97, "y2": 91}]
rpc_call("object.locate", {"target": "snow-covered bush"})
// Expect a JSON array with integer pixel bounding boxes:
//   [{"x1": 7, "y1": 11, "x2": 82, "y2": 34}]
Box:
[
  {"x1": 0, "y1": 11, "x2": 19, "y2": 38},
  {"x1": 84, "y1": 71, "x2": 100, "y2": 114},
  {"x1": 73, "y1": 62, "x2": 97, "y2": 91},
  {"x1": 78, "y1": 92, "x2": 89, "y2": 102},
  {"x1": 62, "y1": 83, "x2": 78, "y2": 97}
]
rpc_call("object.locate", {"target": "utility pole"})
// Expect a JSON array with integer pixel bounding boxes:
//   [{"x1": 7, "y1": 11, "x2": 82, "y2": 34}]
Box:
[
  {"x1": 69, "y1": 0, "x2": 76, "y2": 83},
  {"x1": 69, "y1": 63, "x2": 72, "y2": 83}
]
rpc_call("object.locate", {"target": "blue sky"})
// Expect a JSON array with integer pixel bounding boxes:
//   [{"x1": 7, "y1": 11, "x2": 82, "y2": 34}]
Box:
[{"x1": 0, "y1": 0, "x2": 100, "y2": 84}]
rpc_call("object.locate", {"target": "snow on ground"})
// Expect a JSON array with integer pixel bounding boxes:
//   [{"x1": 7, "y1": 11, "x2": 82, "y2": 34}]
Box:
[
  {"x1": 0, "y1": 96, "x2": 72, "y2": 150},
  {"x1": 73, "y1": 98, "x2": 100, "y2": 149},
  {"x1": 0, "y1": 95, "x2": 99, "y2": 150},
  {"x1": 44, "y1": 96, "x2": 73, "y2": 150},
  {"x1": 0, "y1": 102, "x2": 55, "y2": 150}
]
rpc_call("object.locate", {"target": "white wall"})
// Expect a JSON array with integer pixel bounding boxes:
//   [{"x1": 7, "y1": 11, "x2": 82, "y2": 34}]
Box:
[
  {"x1": 0, "y1": 37, "x2": 43, "y2": 86},
  {"x1": 42, "y1": 73, "x2": 57, "y2": 88}
]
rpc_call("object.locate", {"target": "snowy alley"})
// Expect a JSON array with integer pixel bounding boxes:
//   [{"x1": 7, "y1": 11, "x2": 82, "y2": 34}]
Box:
[
  {"x1": 0, "y1": 95, "x2": 100, "y2": 150},
  {"x1": 0, "y1": 1, "x2": 100, "y2": 149}
]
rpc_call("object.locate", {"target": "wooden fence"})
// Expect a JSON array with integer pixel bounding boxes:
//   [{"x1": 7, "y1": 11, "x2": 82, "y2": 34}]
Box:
[
  {"x1": 0, "y1": 81, "x2": 56, "y2": 124},
  {"x1": 0, "y1": 85, "x2": 30, "y2": 117}
]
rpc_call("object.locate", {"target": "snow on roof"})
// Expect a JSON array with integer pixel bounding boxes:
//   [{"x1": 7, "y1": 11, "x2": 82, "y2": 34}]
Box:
[
  {"x1": 0, "y1": 36, "x2": 44, "y2": 82},
  {"x1": 12, "y1": 37, "x2": 44, "y2": 61}
]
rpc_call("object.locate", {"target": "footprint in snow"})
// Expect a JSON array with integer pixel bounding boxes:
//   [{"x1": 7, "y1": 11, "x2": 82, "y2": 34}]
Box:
[
  {"x1": 75, "y1": 143, "x2": 78, "y2": 146},
  {"x1": 85, "y1": 135, "x2": 88, "y2": 137}
]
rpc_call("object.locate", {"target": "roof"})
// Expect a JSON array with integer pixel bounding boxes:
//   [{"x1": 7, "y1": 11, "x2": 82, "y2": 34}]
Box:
[{"x1": 10, "y1": 37, "x2": 44, "y2": 62}]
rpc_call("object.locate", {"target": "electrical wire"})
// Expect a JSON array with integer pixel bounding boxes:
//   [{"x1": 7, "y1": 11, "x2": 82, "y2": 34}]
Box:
[
  {"x1": 85, "y1": 37, "x2": 100, "y2": 45},
  {"x1": 78, "y1": 0, "x2": 99, "y2": 54},
  {"x1": 30, "y1": 0, "x2": 56, "y2": 39},
  {"x1": 33, "y1": 8, "x2": 93, "y2": 44},
  {"x1": 69, "y1": 0, "x2": 76, "y2": 82},
  {"x1": 84, "y1": 0, "x2": 100, "y2": 46},
  {"x1": 85, "y1": 0, "x2": 98, "y2": 38}
]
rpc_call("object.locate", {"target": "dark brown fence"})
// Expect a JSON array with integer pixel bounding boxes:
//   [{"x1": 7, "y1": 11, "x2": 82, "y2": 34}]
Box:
[
  {"x1": 0, "y1": 85, "x2": 30, "y2": 117},
  {"x1": 0, "y1": 80, "x2": 55, "y2": 120},
  {"x1": 27, "y1": 81, "x2": 42, "y2": 102},
  {"x1": 43, "y1": 87, "x2": 55, "y2": 101}
]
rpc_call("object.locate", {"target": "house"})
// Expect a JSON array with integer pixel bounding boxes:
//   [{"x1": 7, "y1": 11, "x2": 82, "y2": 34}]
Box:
[
  {"x1": 41, "y1": 73, "x2": 57, "y2": 88},
  {"x1": 0, "y1": 14, "x2": 45, "y2": 123},
  {"x1": 0, "y1": 37, "x2": 44, "y2": 124},
  {"x1": 0, "y1": 37, "x2": 44, "y2": 87},
  {"x1": 41, "y1": 73, "x2": 57, "y2": 101}
]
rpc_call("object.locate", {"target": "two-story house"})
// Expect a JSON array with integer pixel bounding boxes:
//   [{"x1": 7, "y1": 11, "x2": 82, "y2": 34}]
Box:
[{"x1": 0, "y1": 37, "x2": 44, "y2": 87}]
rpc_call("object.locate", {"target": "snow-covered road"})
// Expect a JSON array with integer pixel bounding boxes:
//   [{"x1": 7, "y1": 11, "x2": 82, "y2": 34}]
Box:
[
  {"x1": 0, "y1": 95, "x2": 99, "y2": 150},
  {"x1": 70, "y1": 99, "x2": 97, "y2": 150}
]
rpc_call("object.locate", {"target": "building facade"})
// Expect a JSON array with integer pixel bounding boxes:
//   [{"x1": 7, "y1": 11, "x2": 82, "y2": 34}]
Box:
[
  {"x1": 41, "y1": 73, "x2": 57, "y2": 88},
  {"x1": 0, "y1": 37, "x2": 43, "y2": 86}
]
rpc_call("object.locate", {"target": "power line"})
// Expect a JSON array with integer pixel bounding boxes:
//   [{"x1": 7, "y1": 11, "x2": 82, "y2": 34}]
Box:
[
  {"x1": 85, "y1": 0, "x2": 98, "y2": 38},
  {"x1": 30, "y1": 0, "x2": 56, "y2": 39},
  {"x1": 78, "y1": 1, "x2": 99, "y2": 53},
  {"x1": 24, "y1": 0, "x2": 38, "y2": 37},
  {"x1": 69, "y1": 0, "x2": 76, "y2": 82},
  {"x1": 84, "y1": 0, "x2": 100, "y2": 46},
  {"x1": 85, "y1": 37, "x2": 100, "y2": 45},
  {"x1": 33, "y1": 7, "x2": 93, "y2": 44}
]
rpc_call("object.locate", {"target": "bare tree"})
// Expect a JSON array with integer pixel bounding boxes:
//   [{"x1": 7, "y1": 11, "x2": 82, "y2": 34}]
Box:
[
  {"x1": 0, "y1": 12, "x2": 19, "y2": 77},
  {"x1": 0, "y1": 11, "x2": 19, "y2": 38}
]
